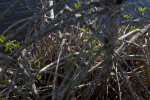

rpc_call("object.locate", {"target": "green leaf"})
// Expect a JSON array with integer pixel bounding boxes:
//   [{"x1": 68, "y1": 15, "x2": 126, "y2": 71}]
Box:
[
  {"x1": 121, "y1": 7, "x2": 124, "y2": 10},
  {"x1": 81, "y1": 38, "x2": 89, "y2": 42},
  {"x1": 30, "y1": 56, "x2": 44, "y2": 62},
  {"x1": 0, "y1": 35, "x2": 5, "y2": 43},
  {"x1": 92, "y1": 40, "x2": 98, "y2": 50},
  {"x1": 0, "y1": 32, "x2": 11, "y2": 43},
  {"x1": 30, "y1": 58, "x2": 38, "y2": 62},
  {"x1": 129, "y1": 26, "x2": 135, "y2": 32},
  {"x1": 73, "y1": 0, "x2": 81, "y2": 9},
  {"x1": 143, "y1": 7, "x2": 147, "y2": 11},
  {"x1": 87, "y1": 0, "x2": 90, "y2": 4},
  {"x1": 37, "y1": 62, "x2": 41, "y2": 68},
  {"x1": 81, "y1": 36, "x2": 90, "y2": 42},
  {"x1": 137, "y1": 7, "x2": 147, "y2": 12},
  {"x1": 124, "y1": 14, "x2": 132, "y2": 18},
  {"x1": 38, "y1": 56, "x2": 44, "y2": 60},
  {"x1": 4, "y1": 40, "x2": 20, "y2": 52},
  {"x1": 131, "y1": 26, "x2": 135, "y2": 30},
  {"x1": 93, "y1": 45, "x2": 98, "y2": 50},
  {"x1": 0, "y1": 80, "x2": 9, "y2": 84},
  {"x1": 137, "y1": 7, "x2": 143, "y2": 11},
  {"x1": 37, "y1": 75, "x2": 42, "y2": 80},
  {"x1": 122, "y1": 25, "x2": 126, "y2": 29},
  {"x1": 81, "y1": 27, "x2": 88, "y2": 32},
  {"x1": 17, "y1": 56, "x2": 21, "y2": 61},
  {"x1": 73, "y1": 4, "x2": 78, "y2": 9}
]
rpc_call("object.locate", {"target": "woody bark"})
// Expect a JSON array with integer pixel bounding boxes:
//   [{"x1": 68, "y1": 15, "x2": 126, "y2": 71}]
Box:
[{"x1": 103, "y1": 0, "x2": 121, "y2": 73}]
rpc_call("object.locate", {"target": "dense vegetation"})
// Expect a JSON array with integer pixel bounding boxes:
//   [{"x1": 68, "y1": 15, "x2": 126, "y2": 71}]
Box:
[{"x1": 0, "y1": 0, "x2": 149, "y2": 99}]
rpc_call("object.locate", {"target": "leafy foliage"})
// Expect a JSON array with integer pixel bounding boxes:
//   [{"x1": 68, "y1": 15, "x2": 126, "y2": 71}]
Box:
[
  {"x1": 73, "y1": 0, "x2": 81, "y2": 9},
  {"x1": 30, "y1": 52, "x2": 44, "y2": 68},
  {"x1": 0, "y1": 80, "x2": 9, "y2": 84},
  {"x1": 36, "y1": 75, "x2": 42, "y2": 80},
  {"x1": 124, "y1": 14, "x2": 132, "y2": 18},
  {"x1": 137, "y1": 7, "x2": 147, "y2": 16},
  {"x1": 121, "y1": 7, "x2": 124, "y2": 10},
  {"x1": 129, "y1": 26, "x2": 135, "y2": 32},
  {"x1": 4, "y1": 40, "x2": 20, "y2": 52},
  {"x1": 0, "y1": 33, "x2": 20, "y2": 52}
]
